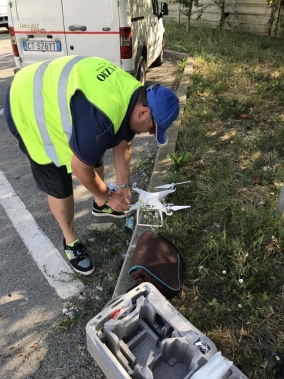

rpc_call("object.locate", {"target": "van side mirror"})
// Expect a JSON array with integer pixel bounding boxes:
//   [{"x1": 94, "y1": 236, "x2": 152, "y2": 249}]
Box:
[{"x1": 161, "y1": 2, "x2": 169, "y2": 16}]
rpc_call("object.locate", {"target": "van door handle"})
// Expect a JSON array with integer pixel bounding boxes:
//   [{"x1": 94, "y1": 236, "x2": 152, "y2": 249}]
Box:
[{"x1": 69, "y1": 25, "x2": 87, "y2": 31}]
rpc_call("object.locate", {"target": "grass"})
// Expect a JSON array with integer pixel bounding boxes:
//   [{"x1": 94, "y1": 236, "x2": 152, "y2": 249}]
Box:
[{"x1": 160, "y1": 20, "x2": 284, "y2": 378}]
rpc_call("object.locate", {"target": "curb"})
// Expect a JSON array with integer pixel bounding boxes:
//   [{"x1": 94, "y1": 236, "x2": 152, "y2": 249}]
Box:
[
  {"x1": 113, "y1": 54, "x2": 194, "y2": 298},
  {"x1": 164, "y1": 49, "x2": 190, "y2": 60}
]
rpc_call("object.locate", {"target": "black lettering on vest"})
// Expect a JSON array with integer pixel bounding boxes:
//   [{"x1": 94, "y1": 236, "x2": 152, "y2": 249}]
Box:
[
  {"x1": 97, "y1": 73, "x2": 107, "y2": 81},
  {"x1": 96, "y1": 66, "x2": 117, "y2": 82},
  {"x1": 103, "y1": 67, "x2": 115, "y2": 76}
]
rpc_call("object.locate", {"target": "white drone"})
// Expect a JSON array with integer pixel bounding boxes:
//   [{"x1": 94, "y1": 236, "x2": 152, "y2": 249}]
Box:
[{"x1": 127, "y1": 181, "x2": 191, "y2": 227}]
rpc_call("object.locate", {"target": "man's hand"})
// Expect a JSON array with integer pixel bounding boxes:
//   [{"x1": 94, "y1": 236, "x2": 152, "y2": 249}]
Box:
[
  {"x1": 106, "y1": 191, "x2": 130, "y2": 212},
  {"x1": 117, "y1": 187, "x2": 131, "y2": 202}
]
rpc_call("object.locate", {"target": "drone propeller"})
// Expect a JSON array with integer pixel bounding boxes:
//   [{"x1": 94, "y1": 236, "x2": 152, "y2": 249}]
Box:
[
  {"x1": 155, "y1": 181, "x2": 191, "y2": 189},
  {"x1": 166, "y1": 205, "x2": 191, "y2": 211}
]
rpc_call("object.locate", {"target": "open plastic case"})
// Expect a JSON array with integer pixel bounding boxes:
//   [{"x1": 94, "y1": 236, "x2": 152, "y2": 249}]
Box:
[{"x1": 86, "y1": 283, "x2": 248, "y2": 379}]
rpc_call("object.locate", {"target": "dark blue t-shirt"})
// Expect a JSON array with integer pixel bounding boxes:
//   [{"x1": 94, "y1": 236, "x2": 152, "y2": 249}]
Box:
[{"x1": 4, "y1": 85, "x2": 139, "y2": 166}]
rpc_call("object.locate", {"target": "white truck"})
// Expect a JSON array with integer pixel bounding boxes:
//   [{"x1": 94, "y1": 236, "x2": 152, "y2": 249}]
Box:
[
  {"x1": 0, "y1": 0, "x2": 8, "y2": 29},
  {"x1": 7, "y1": 0, "x2": 169, "y2": 81}
]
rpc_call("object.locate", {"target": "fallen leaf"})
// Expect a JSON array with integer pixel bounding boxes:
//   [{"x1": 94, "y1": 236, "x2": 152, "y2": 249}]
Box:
[
  {"x1": 239, "y1": 328, "x2": 253, "y2": 339},
  {"x1": 253, "y1": 175, "x2": 262, "y2": 185},
  {"x1": 235, "y1": 114, "x2": 247, "y2": 119},
  {"x1": 30, "y1": 342, "x2": 38, "y2": 350},
  {"x1": 197, "y1": 91, "x2": 209, "y2": 97}
]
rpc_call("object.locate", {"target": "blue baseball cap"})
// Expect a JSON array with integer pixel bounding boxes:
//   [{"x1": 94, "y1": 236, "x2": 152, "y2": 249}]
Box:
[{"x1": 147, "y1": 83, "x2": 179, "y2": 145}]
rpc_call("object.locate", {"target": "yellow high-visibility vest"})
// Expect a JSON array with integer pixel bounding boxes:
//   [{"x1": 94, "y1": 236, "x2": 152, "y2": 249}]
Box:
[{"x1": 10, "y1": 56, "x2": 142, "y2": 172}]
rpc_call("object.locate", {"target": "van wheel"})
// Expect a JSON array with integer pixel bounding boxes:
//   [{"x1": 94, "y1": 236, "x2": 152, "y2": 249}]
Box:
[
  {"x1": 137, "y1": 56, "x2": 146, "y2": 85},
  {"x1": 152, "y1": 48, "x2": 164, "y2": 67},
  {"x1": 152, "y1": 37, "x2": 164, "y2": 67}
]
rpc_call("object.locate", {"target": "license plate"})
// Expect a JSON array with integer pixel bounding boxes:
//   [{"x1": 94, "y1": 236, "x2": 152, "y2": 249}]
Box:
[{"x1": 23, "y1": 40, "x2": 61, "y2": 52}]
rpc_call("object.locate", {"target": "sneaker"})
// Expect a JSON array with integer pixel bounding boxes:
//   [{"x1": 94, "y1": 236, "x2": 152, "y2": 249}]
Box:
[
  {"x1": 63, "y1": 239, "x2": 95, "y2": 275},
  {"x1": 92, "y1": 201, "x2": 128, "y2": 218}
]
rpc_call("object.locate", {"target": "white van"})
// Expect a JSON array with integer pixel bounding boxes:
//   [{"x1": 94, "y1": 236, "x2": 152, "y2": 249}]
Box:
[
  {"x1": 8, "y1": 0, "x2": 169, "y2": 82},
  {"x1": 0, "y1": 0, "x2": 8, "y2": 29}
]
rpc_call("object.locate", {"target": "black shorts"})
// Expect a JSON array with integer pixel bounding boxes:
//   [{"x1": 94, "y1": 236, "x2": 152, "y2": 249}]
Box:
[{"x1": 17, "y1": 136, "x2": 103, "y2": 199}]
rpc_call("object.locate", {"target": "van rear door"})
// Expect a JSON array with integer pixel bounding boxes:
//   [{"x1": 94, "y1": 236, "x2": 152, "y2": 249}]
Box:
[
  {"x1": 10, "y1": 0, "x2": 67, "y2": 67},
  {"x1": 61, "y1": 0, "x2": 121, "y2": 67},
  {"x1": 147, "y1": 0, "x2": 163, "y2": 65}
]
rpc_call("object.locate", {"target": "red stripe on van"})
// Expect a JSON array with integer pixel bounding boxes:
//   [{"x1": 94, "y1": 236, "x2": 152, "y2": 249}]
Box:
[{"x1": 14, "y1": 31, "x2": 120, "y2": 35}]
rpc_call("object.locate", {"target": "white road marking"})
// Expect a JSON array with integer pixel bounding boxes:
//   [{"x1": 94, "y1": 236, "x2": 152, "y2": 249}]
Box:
[
  {"x1": 0, "y1": 171, "x2": 84, "y2": 299},
  {"x1": 0, "y1": 109, "x2": 3, "y2": 116},
  {"x1": 0, "y1": 53, "x2": 12, "y2": 59}
]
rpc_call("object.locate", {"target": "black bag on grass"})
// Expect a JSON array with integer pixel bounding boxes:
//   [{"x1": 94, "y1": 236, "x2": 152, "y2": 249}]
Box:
[{"x1": 127, "y1": 230, "x2": 185, "y2": 299}]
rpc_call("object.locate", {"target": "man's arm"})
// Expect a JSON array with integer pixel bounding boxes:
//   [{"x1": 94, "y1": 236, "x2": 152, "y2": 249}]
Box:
[
  {"x1": 113, "y1": 140, "x2": 132, "y2": 202},
  {"x1": 71, "y1": 154, "x2": 109, "y2": 202},
  {"x1": 71, "y1": 154, "x2": 130, "y2": 212}
]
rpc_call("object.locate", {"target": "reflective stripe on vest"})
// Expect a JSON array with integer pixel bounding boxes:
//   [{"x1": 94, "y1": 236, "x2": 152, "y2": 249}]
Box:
[
  {"x1": 33, "y1": 56, "x2": 85, "y2": 166},
  {"x1": 34, "y1": 60, "x2": 54, "y2": 162},
  {"x1": 10, "y1": 56, "x2": 142, "y2": 172}
]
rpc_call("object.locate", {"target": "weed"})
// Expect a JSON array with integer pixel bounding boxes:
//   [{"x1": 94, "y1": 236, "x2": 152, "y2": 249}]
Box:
[
  {"x1": 168, "y1": 151, "x2": 192, "y2": 171},
  {"x1": 177, "y1": 57, "x2": 187, "y2": 71}
]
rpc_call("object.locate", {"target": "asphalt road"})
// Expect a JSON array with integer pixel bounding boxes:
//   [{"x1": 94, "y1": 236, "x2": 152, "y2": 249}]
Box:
[{"x1": 0, "y1": 27, "x2": 180, "y2": 378}]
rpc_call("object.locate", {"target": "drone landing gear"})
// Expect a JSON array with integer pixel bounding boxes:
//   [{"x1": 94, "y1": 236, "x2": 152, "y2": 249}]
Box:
[{"x1": 136, "y1": 208, "x2": 164, "y2": 228}]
